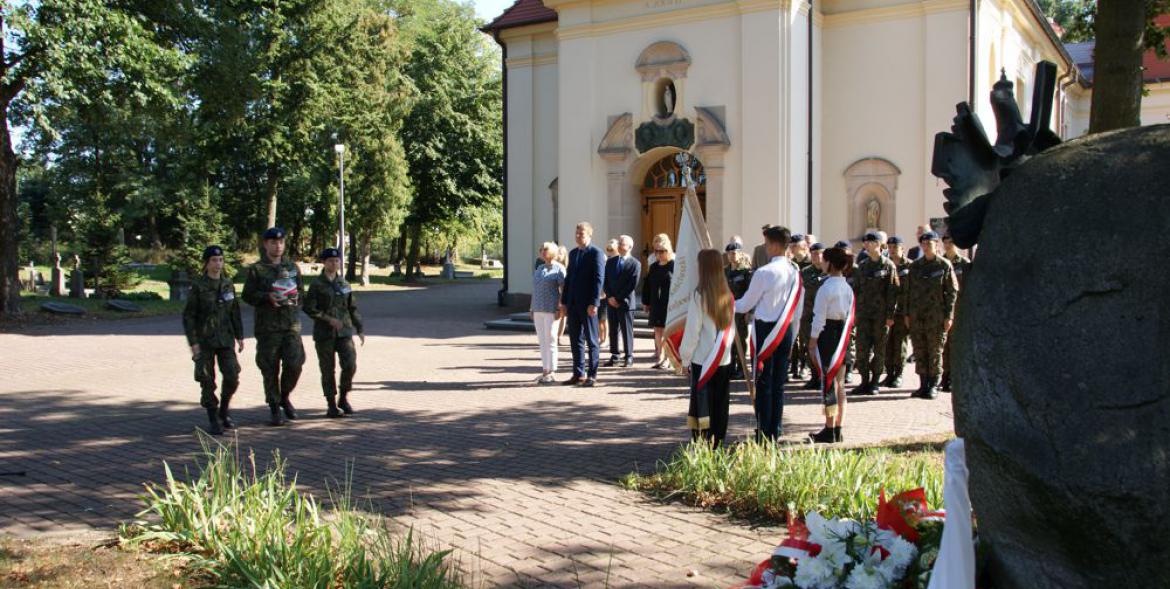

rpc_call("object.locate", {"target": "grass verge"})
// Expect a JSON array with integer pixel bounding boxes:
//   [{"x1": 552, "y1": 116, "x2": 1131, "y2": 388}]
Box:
[
  {"x1": 621, "y1": 437, "x2": 946, "y2": 523},
  {"x1": 120, "y1": 438, "x2": 464, "y2": 589}
]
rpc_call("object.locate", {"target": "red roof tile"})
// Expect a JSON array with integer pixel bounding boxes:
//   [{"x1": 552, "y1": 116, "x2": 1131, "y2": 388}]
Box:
[
  {"x1": 1067, "y1": 15, "x2": 1170, "y2": 85},
  {"x1": 482, "y1": 0, "x2": 557, "y2": 33}
]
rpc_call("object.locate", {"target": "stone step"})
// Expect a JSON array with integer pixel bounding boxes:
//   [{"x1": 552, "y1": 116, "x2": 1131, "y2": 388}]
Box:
[{"x1": 486, "y1": 316, "x2": 654, "y2": 338}]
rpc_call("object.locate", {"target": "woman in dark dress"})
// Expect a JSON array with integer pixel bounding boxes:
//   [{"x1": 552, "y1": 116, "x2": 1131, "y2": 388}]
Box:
[{"x1": 641, "y1": 233, "x2": 675, "y2": 369}]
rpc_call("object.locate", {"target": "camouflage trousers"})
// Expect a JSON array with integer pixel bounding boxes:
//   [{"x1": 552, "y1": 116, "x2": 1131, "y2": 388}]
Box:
[
  {"x1": 885, "y1": 316, "x2": 909, "y2": 374},
  {"x1": 855, "y1": 316, "x2": 890, "y2": 381},
  {"x1": 193, "y1": 347, "x2": 240, "y2": 409},
  {"x1": 910, "y1": 321, "x2": 947, "y2": 377},
  {"x1": 255, "y1": 332, "x2": 305, "y2": 407},
  {"x1": 315, "y1": 336, "x2": 357, "y2": 399}
]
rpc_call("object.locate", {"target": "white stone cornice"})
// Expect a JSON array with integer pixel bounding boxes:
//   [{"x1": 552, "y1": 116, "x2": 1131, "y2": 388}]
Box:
[
  {"x1": 822, "y1": 0, "x2": 966, "y2": 28},
  {"x1": 505, "y1": 54, "x2": 559, "y2": 69},
  {"x1": 557, "y1": 0, "x2": 787, "y2": 40}
]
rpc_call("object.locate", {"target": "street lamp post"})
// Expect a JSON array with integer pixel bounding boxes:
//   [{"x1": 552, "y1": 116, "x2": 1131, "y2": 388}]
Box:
[{"x1": 334, "y1": 144, "x2": 346, "y2": 274}]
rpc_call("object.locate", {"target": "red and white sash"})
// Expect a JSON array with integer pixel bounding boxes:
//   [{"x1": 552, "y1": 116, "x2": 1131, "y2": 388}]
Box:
[
  {"x1": 812, "y1": 301, "x2": 855, "y2": 394},
  {"x1": 749, "y1": 273, "x2": 803, "y2": 371},
  {"x1": 695, "y1": 317, "x2": 735, "y2": 390}
]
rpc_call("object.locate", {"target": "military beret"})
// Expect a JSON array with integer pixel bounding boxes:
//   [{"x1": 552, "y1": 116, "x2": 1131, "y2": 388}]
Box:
[
  {"x1": 319, "y1": 247, "x2": 341, "y2": 260},
  {"x1": 919, "y1": 231, "x2": 940, "y2": 242},
  {"x1": 262, "y1": 226, "x2": 286, "y2": 240},
  {"x1": 834, "y1": 240, "x2": 850, "y2": 249},
  {"x1": 724, "y1": 241, "x2": 743, "y2": 252},
  {"x1": 202, "y1": 245, "x2": 224, "y2": 261},
  {"x1": 809, "y1": 242, "x2": 825, "y2": 252},
  {"x1": 888, "y1": 236, "x2": 904, "y2": 245},
  {"x1": 862, "y1": 231, "x2": 881, "y2": 242},
  {"x1": 789, "y1": 233, "x2": 806, "y2": 244}
]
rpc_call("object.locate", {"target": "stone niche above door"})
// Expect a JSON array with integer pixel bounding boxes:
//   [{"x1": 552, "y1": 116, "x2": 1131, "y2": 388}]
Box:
[{"x1": 844, "y1": 157, "x2": 900, "y2": 240}]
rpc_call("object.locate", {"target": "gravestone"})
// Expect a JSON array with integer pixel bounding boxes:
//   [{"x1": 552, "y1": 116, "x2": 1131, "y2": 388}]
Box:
[
  {"x1": 106, "y1": 300, "x2": 143, "y2": 313},
  {"x1": 932, "y1": 60, "x2": 1170, "y2": 588},
  {"x1": 69, "y1": 269, "x2": 85, "y2": 299},
  {"x1": 50, "y1": 253, "x2": 65, "y2": 297},
  {"x1": 168, "y1": 270, "x2": 191, "y2": 302},
  {"x1": 25, "y1": 262, "x2": 37, "y2": 292},
  {"x1": 41, "y1": 301, "x2": 85, "y2": 315}
]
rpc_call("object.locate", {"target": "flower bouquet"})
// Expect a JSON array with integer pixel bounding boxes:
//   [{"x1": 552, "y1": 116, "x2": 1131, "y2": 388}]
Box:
[{"x1": 735, "y1": 489, "x2": 949, "y2": 589}]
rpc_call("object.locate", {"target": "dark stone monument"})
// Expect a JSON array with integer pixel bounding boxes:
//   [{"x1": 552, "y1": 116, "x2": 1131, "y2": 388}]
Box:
[
  {"x1": 933, "y1": 61, "x2": 1170, "y2": 588},
  {"x1": 168, "y1": 270, "x2": 191, "y2": 302},
  {"x1": 50, "y1": 253, "x2": 65, "y2": 297},
  {"x1": 69, "y1": 259, "x2": 86, "y2": 299},
  {"x1": 41, "y1": 301, "x2": 85, "y2": 315}
]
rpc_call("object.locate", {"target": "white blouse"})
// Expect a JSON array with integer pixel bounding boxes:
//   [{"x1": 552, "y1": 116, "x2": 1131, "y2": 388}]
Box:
[
  {"x1": 811, "y1": 276, "x2": 854, "y2": 339},
  {"x1": 679, "y1": 293, "x2": 735, "y2": 367}
]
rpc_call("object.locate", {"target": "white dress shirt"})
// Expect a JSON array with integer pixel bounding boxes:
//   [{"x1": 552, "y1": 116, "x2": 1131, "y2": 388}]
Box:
[
  {"x1": 679, "y1": 293, "x2": 734, "y2": 367},
  {"x1": 810, "y1": 276, "x2": 854, "y2": 339},
  {"x1": 734, "y1": 255, "x2": 804, "y2": 324}
]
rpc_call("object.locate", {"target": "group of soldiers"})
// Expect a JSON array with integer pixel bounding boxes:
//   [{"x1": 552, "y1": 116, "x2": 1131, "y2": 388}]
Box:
[
  {"x1": 736, "y1": 223, "x2": 969, "y2": 401},
  {"x1": 181, "y1": 227, "x2": 366, "y2": 434}
]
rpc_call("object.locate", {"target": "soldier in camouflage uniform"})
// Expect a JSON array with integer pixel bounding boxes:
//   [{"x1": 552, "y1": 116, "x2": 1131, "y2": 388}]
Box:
[
  {"x1": 882, "y1": 236, "x2": 912, "y2": 387},
  {"x1": 851, "y1": 232, "x2": 899, "y2": 395},
  {"x1": 788, "y1": 234, "x2": 811, "y2": 379},
  {"x1": 799, "y1": 242, "x2": 827, "y2": 390},
  {"x1": 724, "y1": 241, "x2": 753, "y2": 380},
  {"x1": 182, "y1": 246, "x2": 244, "y2": 435},
  {"x1": 242, "y1": 227, "x2": 305, "y2": 426},
  {"x1": 303, "y1": 248, "x2": 365, "y2": 417},
  {"x1": 939, "y1": 234, "x2": 971, "y2": 392},
  {"x1": 905, "y1": 231, "x2": 958, "y2": 399}
]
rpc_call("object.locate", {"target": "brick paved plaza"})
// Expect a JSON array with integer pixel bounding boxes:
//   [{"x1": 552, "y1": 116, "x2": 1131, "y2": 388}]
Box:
[{"x1": 0, "y1": 281, "x2": 954, "y2": 588}]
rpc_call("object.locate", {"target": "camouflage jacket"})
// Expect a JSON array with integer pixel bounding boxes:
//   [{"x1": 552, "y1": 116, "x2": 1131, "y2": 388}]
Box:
[
  {"x1": 800, "y1": 263, "x2": 826, "y2": 327},
  {"x1": 852, "y1": 254, "x2": 899, "y2": 320},
  {"x1": 182, "y1": 274, "x2": 243, "y2": 348},
  {"x1": 241, "y1": 256, "x2": 304, "y2": 335},
  {"x1": 303, "y1": 273, "x2": 364, "y2": 341},
  {"x1": 944, "y1": 252, "x2": 972, "y2": 289},
  {"x1": 725, "y1": 266, "x2": 753, "y2": 302},
  {"x1": 907, "y1": 256, "x2": 958, "y2": 324},
  {"x1": 890, "y1": 255, "x2": 911, "y2": 317}
]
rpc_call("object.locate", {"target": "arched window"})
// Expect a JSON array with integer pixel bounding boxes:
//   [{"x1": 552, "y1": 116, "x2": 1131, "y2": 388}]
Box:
[{"x1": 643, "y1": 153, "x2": 706, "y2": 189}]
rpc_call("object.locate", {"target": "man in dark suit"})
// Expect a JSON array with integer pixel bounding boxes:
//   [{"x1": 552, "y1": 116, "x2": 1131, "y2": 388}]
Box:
[
  {"x1": 560, "y1": 222, "x2": 606, "y2": 387},
  {"x1": 604, "y1": 234, "x2": 641, "y2": 367}
]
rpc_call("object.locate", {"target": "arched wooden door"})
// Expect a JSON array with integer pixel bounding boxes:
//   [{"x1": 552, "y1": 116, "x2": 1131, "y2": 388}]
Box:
[{"x1": 640, "y1": 153, "x2": 706, "y2": 269}]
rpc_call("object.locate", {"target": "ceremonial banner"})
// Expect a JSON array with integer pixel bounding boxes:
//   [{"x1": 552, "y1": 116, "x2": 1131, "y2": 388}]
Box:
[{"x1": 662, "y1": 187, "x2": 711, "y2": 366}]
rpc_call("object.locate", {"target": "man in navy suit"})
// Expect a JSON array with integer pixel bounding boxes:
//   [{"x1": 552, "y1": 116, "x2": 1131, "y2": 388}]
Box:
[
  {"x1": 604, "y1": 235, "x2": 641, "y2": 367},
  {"x1": 560, "y1": 222, "x2": 606, "y2": 386}
]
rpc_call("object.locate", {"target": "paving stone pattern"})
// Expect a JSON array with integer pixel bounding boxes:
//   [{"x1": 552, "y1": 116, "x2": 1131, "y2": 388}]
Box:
[{"x1": 0, "y1": 282, "x2": 954, "y2": 588}]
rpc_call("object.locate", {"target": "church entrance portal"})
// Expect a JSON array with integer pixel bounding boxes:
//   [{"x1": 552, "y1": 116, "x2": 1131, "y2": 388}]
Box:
[{"x1": 639, "y1": 152, "x2": 706, "y2": 269}]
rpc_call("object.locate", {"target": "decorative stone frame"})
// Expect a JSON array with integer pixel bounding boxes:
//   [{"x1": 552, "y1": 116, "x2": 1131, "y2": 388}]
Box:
[
  {"x1": 843, "y1": 157, "x2": 900, "y2": 240},
  {"x1": 635, "y1": 41, "x2": 690, "y2": 124}
]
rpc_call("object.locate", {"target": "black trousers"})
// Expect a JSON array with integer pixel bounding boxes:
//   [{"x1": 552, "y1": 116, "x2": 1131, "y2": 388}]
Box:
[
  {"x1": 607, "y1": 305, "x2": 634, "y2": 361},
  {"x1": 690, "y1": 363, "x2": 731, "y2": 446},
  {"x1": 754, "y1": 320, "x2": 795, "y2": 441}
]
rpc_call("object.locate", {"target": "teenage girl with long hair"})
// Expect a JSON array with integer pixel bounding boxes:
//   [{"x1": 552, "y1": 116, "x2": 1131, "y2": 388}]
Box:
[{"x1": 679, "y1": 249, "x2": 736, "y2": 446}]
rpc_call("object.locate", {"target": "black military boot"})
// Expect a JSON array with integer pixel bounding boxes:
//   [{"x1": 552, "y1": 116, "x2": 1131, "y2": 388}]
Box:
[
  {"x1": 338, "y1": 392, "x2": 354, "y2": 415},
  {"x1": 833, "y1": 426, "x2": 843, "y2": 443},
  {"x1": 843, "y1": 364, "x2": 854, "y2": 384},
  {"x1": 280, "y1": 395, "x2": 298, "y2": 420},
  {"x1": 269, "y1": 405, "x2": 286, "y2": 426},
  {"x1": 940, "y1": 373, "x2": 952, "y2": 392},
  {"x1": 852, "y1": 376, "x2": 874, "y2": 396},
  {"x1": 809, "y1": 427, "x2": 836, "y2": 443},
  {"x1": 870, "y1": 371, "x2": 883, "y2": 395},
  {"x1": 806, "y1": 376, "x2": 822, "y2": 391},
  {"x1": 924, "y1": 376, "x2": 940, "y2": 400},
  {"x1": 218, "y1": 395, "x2": 235, "y2": 429},
  {"x1": 326, "y1": 396, "x2": 343, "y2": 418},
  {"x1": 205, "y1": 407, "x2": 224, "y2": 435},
  {"x1": 912, "y1": 375, "x2": 929, "y2": 398},
  {"x1": 890, "y1": 368, "x2": 903, "y2": 388}
]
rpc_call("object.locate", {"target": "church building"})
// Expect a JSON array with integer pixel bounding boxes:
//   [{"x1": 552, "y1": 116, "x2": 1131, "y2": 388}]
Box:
[{"x1": 483, "y1": 0, "x2": 1112, "y2": 304}]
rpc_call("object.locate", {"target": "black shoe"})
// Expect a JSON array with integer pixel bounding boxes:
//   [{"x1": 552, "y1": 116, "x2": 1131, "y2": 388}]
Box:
[
  {"x1": 844, "y1": 371, "x2": 854, "y2": 385},
  {"x1": 833, "y1": 427, "x2": 843, "y2": 443},
  {"x1": 326, "y1": 397, "x2": 343, "y2": 418},
  {"x1": 579, "y1": 378, "x2": 597, "y2": 387},
  {"x1": 280, "y1": 400, "x2": 298, "y2": 420},
  {"x1": 338, "y1": 394, "x2": 354, "y2": 415},
  {"x1": 562, "y1": 376, "x2": 583, "y2": 386},
  {"x1": 217, "y1": 400, "x2": 235, "y2": 429},
  {"x1": 852, "y1": 380, "x2": 874, "y2": 397},
  {"x1": 890, "y1": 371, "x2": 903, "y2": 387},
  {"x1": 805, "y1": 377, "x2": 821, "y2": 390},
  {"x1": 269, "y1": 406, "x2": 286, "y2": 426},
  {"x1": 623, "y1": 358, "x2": 634, "y2": 368},
  {"x1": 911, "y1": 377, "x2": 927, "y2": 398},
  {"x1": 940, "y1": 374, "x2": 952, "y2": 392},
  {"x1": 870, "y1": 384, "x2": 882, "y2": 395},
  {"x1": 809, "y1": 427, "x2": 836, "y2": 443},
  {"x1": 604, "y1": 358, "x2": 619, "y2": 367},
  {"x1": 205, "y1": 408, "x2": 224, "y2": 435},
  {"x1": 924, "y1": 377, "x2": 939, "y2": 400}
]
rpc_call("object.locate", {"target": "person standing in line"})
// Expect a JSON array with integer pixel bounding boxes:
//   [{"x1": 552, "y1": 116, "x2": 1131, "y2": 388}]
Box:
[
  {"x1": 751, "y1": 224, "x2": 773, "y2": 270},
  {"x1": 799, "y1": 243, "x2": 827, "y2": 391},
  {"x1": 906, "y1": 231, "x2": 958, "y2": 399},
  {"x1": 808, "y1": 247, "x2": 855, "y2": 443},
  {"x1": 555, "y1": 245, "x2": 569, "y2": 345},
  {"x1": 906, "y1": 224, "x2": 933, "y2": 261},
  {"x1": 939, "y1": 233, "x2": 971, "y2": 392},
  {"x1": 604, "y1": 235, "x2": 641, "y2": 368},
  {"x1": 182, "y1": 245, "x2": 245, "y2": 435},
  {"x1": 599, "y1": 239, "x2": 618, "y2": 346},
  {"x1": 529, "y1": 242, "x2": 565, "y2": 384},
  {"x1": 303, "y1": 248, "x2": 365, "y2": 417},
  {"x1": 787, "y1": 234, "x2": 810, "y2": 381},
  {"x1": 852, "y1": 231, "x2": 900, "y2": 396},
  {"x1": 834, "y1": 239, "x2": 858, "y2": 383},
  {"x1": 242, "y1": 227, "x2": 306, "y2": 426},
  {"x1": 735, "y1": 225, "x2": 803, "y2": 442},
  {"x1": 882, "y1": 236, "x2": 912, "y2": 387},
  {"x1": 559, "y1": 222, "x2": 605, "y2": 387},
  {"x1": 642, "y1": 234, "x2": 675, "y2": 369},
  {"x1": 680, "y1": 249, "x2": 736, "y2": 447},
  {"x1": 723, "y1": 240, "x2": 753, "y2": 380}
]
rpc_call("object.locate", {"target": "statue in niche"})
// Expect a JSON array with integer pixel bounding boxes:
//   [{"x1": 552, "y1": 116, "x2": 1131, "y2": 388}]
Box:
[
  {"x1": 663, "y1": 83, "x2": 675, "y2": 116},
  {"x1": 865, "y1": 198, "x2": 881, "y2": 230}
]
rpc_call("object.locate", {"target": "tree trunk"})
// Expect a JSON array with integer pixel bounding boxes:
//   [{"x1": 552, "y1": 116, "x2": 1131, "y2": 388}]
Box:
[
  {"x1": 346, "y1": 230, "x2": 358, "y2": 281},
  {"x1": 0, "y1": 103, "x2": 20, "y2": 317},
  {"x1": 1089, "y1": 0, "x2": 1147, "y2": 133},
  {"x1": 148, "y1": 213, "x2": 163, "y2": 251},
  {"x1": 360, "y1": 234, "x2": 372, "y2": 287},
  {"x1": 405, "y1": 223, "x2": 422, "y2": 282},
  {"x1": 265, "y1": 165, "x2": 279, "y2": 230},
  {"x1": 395, "y1": 230, "x2": 407, "y2": 264}
]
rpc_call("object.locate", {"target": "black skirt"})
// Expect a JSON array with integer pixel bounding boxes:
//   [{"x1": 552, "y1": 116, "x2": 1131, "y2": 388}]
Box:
[
  {"x1": 648, "y1": 304, "x2": 668, "y2": 328},
  {"x1": 817, "y1": 319, "x2": 847, "y2": 409}
]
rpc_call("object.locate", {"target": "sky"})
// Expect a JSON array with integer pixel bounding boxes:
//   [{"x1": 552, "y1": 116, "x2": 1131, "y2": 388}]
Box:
[{"x1": 472, "y1": 0, "x2": 514, "y2": 23}]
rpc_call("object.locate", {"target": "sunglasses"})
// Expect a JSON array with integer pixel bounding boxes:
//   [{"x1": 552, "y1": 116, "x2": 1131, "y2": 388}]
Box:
[{"x1": 654, "y1": 249, "x2": 667, "y2": 253}]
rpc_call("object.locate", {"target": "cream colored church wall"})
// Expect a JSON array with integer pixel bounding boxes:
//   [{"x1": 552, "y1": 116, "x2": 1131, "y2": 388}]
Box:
[
  {"x1": 1140, "y1": 83, "x2": 1170, "y2": 127},
  {"x1": 820, "y1": 5, "x2": 966, "y2": 245}
]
